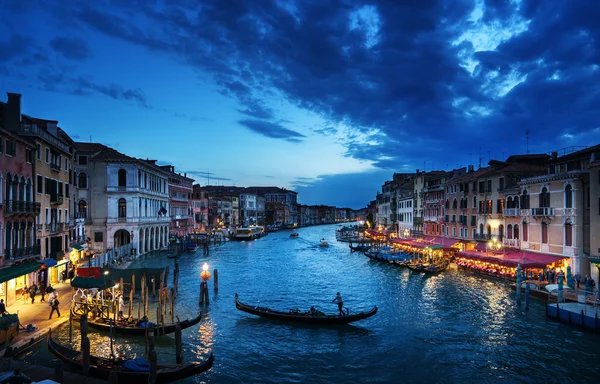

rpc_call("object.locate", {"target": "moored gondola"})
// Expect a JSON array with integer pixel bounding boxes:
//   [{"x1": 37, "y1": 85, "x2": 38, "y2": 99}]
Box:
[
  {"x1": 71, "y1": 310, "x2": 202, "y2": 336},
  {"x1": 421, "y1": 263, "x2": 448, "y2": 275},
  {"x1": 349, "y1": 244, "x2": 371, "y2": 252},
  {"x1": 47, "y1": 332, "x2": 214, "y2": 383},
  {"x1": 234, "y1": 294, "x2": 377, "y2": 325}
]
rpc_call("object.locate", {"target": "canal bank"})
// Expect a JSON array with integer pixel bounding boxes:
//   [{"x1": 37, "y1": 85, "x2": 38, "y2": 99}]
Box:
[{"x1": 16, "y1": 224, "x2": 600, "y2": 383}]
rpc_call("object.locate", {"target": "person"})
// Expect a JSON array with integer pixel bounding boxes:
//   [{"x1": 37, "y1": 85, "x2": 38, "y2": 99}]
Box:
[
  {"x1": 5, "y1": 369, "x2": 32, "y2": 384},
  {"x1": 309, "y1": 306, "x2": 316, "y2": 315},
  {"x1": 39, "y1": 284, "x2": 46, "y2": 303},
  {"x1": 46, "y1": 284, "x2": 54, "y2": 294},
  {"x1": 118, "y1": 295, "x2": 125, "y2": 318},
  {"x1": 332, "y1": 292, "x2": 345, "y2": 316},
  {"x1": 574, "y1": 272, "x2": 581, "y2": 289},
  {"x1": 49, "y1": 295, "x2": 60, "y2": 319},
  {"x1": 0, "y1": 299, "x2": 7, "y2": 316},
  {"x1": 28, "y1": 284, "x2": 37, "y2": 304}
]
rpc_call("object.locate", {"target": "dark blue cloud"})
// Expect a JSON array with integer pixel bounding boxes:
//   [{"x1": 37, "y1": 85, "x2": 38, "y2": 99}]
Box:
[
  {"x1": 237, "y1": 119, "x2": 305, "y2": 143},
  {"x1": 49, "y1": 36, "x2": 91, "y2": 60}
]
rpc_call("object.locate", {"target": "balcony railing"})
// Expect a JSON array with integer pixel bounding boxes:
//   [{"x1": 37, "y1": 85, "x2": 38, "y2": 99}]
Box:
[
  {"x1": 503, "y1": 208, "x2": 520, "y2": 217},
  {"x1": 4, "y1": 245, "x2": 41, "y2": 260},
  {"x1": 21, "y1": 124, "x2": 70, "y2": 153},
  {"x1": 107, "y1": 216, "x2": 171, "y2": 224},
  {"x1": 413, "y1": 217, "x2": 423, "y2": 224},
  {"x1": 50, "y1": 194, "x2": 64, "y2": 205},
  {"x1": 50, "y1": 162, "x2": 61, "y2": 172},
  {"x1": 4, "y1": 200, "x2": 41, "y2": 215},
  {"x1": 171, "y1": 196, "x2": 189, "y2": 202},
  {"x1": 531, "y1": 207, "x2": 555, "y2": 217},
  {"x1": 423, "y1": 216, "x2": 439, "y2": 222},
  {"x1": 48, "y1": 223, "x2": 64, "y2": 234},
  {"x1": 503, "y1": 238, "x2": 520, "y2": 247},
  {"x1": 474, "y1": 233, "x2": 492, "y2": 241}
]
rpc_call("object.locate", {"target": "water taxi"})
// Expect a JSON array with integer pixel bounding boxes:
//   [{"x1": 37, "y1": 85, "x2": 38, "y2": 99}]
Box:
[{"x1": 234, "y1": 227, "x2": 263, "y2": 241}]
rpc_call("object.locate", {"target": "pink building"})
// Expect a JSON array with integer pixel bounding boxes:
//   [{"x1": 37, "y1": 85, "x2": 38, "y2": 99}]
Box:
[
  {"x1": 191, "y1": 185, "x2": 209, "y2": 232},
  {"x1": 160, "y1": 166, "x2": 193, "y2": 237}
]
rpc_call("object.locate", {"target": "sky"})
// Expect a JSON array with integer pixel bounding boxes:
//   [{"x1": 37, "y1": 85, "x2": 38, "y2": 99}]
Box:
[{"x1": 1, "y1": 0, "x2": 599, "y2": 209}]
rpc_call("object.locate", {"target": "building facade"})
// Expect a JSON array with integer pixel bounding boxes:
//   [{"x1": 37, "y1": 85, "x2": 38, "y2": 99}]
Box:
[{"x1": 160, "y1": 166, "x2": 193, "y2": 237}]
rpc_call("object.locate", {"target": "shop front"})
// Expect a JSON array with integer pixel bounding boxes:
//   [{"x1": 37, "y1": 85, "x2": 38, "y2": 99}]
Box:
[{"x1": 0, "y1": 262, "x2": 41, "y2": 306}]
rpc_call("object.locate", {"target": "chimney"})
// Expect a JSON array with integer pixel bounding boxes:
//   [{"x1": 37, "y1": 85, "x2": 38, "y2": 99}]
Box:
[
  {"x1": 4, "y1": 92, "x2": 22, "y2": 133},
  {"x1": 468, "y1": 165, "x2": 474, "y2": 172},
  {"x1": 416, "y1": 169, "x2": 420, "y2": 174},
  {"x1": 551, "y1": 151, "x2": 558, "y2": 159}
]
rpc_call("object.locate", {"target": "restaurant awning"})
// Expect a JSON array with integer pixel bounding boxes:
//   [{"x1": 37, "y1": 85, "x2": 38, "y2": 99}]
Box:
[
  {"x1": 71, "y1": 276, "x2": 117, "y2": 290},
  {"x1": 38, "y1": 258, "x2": 57, "y2": 267},
  {"x1": 72, "y1": 244, "x2": 85, "y2": 251},
  {"x1": 365, "y1": 229, "x2": 386, "y2": 237},
  {"x1": 0, "y1": 262, "x2": 41, "y2": 285}
]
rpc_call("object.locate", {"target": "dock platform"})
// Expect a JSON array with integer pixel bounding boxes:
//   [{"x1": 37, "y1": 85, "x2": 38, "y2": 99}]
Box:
[{"x1": 546, "y1": 301, "x2": 600, "y2": 333}]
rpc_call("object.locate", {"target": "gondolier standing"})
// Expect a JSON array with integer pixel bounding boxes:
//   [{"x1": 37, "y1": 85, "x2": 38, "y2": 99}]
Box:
[{"x1": 332, "y1": 292, "x2": 345, "y2": 316}]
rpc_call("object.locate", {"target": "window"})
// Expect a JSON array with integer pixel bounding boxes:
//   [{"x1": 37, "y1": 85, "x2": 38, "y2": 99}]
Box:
[
  {"x1": 78, "y1": 155, "x2": 88, "y2": 165},
  {"x1": 45, "y1": 177, "x2": 50, "y2": 195},
  {"x1": 499, "y1": 177, "x2": 504, "y2": 191},
  {"x1": 487, "y1": 180, "x2": 492, "y2": 192},
  {"x1": 541, "y1": 222, "x2": 548, "y2": 244},
  {"x1": 118, "y1": 198, "x2": 127, "y2": 218},
  {"x1": 118, "y1": 169, "x2": 127, "y2": 187},
  {"x1": 520, "y1": 190, "x2": 529, "y2": 209},
  {"x1": 5, "y1": 140, "x2": 16, "y2": 156},
  {"x1": 26, "y1": 149, "x2": 33, "y2": 163},
  {"x1": 78, "y1": 173, "x2": 88, "y2": 189},
  {"x1": 0, "y1": 137, "x2": 3, "y2": 153},
  {"x1": 514, "y1": 225, "x2": 519, "y2": 239},
  {"x1": 522, "y1": 222, "x2": 528, "y2": 241},
  {"x1": 78, "y1": 200, "x2": 87, "y2": 218},
  {"x1": 507, "y1": 224, "x2": 513, "y2": 239},
  {"x1": 565, "y1": 223, "x2": 572, "y2": 247},
  {"x1": 36, "y1": 144, "x2": 41, "y2": 160},
  {"x1": 65, "y1": 158, "x2": 68, "y2": 171},
  {"x1": 0, "y1": 175, "x2": 2, "y2": 202},
  {"x1": 37, "y1": 175, "x2": 43, "y2": 193},
  {"x1": 94, "y1": 232, "x2": 103, "y2": 242},
  {"x1": 46, "y1": 147, "x2": 50, "y2": 163},
  {"x1": 539, "y1": 187, "x2": 550, "y2": 208},
  {"x1": 565, "y1": 185, "x2": 573, "y2": 208},
  {"x1": 65, "y1": 184, "x2": 70, "y2": 198}
]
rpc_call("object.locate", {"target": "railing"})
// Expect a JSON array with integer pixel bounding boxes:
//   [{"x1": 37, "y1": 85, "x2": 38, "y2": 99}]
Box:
[
  {"x1": 48, "y1": 223, "x2": 64, "y2": 234},
  {"x1": 519, "y1": 209, "x2": 531, "y2": 216},
  {"x1": 423, "y1": 185, "x2": 444, "y2": 192},
  {"x1": 4, "y1": 200, "x2": 41, "y2": 215},
  {"x1": 4, "y1": 245, "x2": 41, "y2": 260},
  {"x1": 106, "y1": 216, "x2": 171, "y2": 224},
  {"x1": 75, "y1": 212, "x2": 87, "y2": 219},
  {"x1": 50, "y1": 194, "x2": 64, "y2": 205},
  {"x1": 36, "y1": 224, "x2": 44, "y2": 231},
  {"x1": 474, "y1": 233, "x2": 491, "y2": 241},
  {"x1": 106, "y1": 186, "x2": 169, "y2": 198},
  {"x1": 423, "y1": 216, "x2": 439, "y2": 222},
  {"x1": 503, "y1": 208, "x2": 520, "y2": 217},
  {"x1": 413, "y1": 217, "x2": 423, "y2": 224},
  {"x1": 503, "y1": 238, "x2": 520, "y2": 247},
  {"x1": 171, "y1": 196, "x2": 189, "y2": 202},
  {"x1": 50, "y1": 162, "x2": 61, "y2": 172},
  {"x1": 21, "y1": 124, "x2": 70, "y2": 153},
  {"x1": 531, "y1": 207, "x2": 555, "y2": 216}
]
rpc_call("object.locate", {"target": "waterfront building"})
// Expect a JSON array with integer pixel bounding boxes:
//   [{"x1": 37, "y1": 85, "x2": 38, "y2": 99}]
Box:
[
  {"x1": 589, "y1": 150, "x2": 600, "y2": 282},
  {"x1": 411, "y1": 170, "x2": 440, "y2": 236},
  {"x1": 239, "y1": 193, "x2": 257, "y2": 226},
  {"x1": 246, "y1": 187, "x2": 299, "y2": 226},
  {"x1": 256, "y1": 196, "x2": 266, "y2": 226},
  {"x1": 191, "y1": 186, "x2": 209, "y2": 232},
  {"x1": 74, "y1": 143, "x2": 170, "y2": 256},
  {"x1": 423, "y1": 170, "x2": 456, "y2": 236},
  {"x1": 375, "y1": 173, "x2": 414, "y2": 230},
  {"x1": 397, "y1": 189, "x2": 414, "y2": 238},
  {"x1": 159, "y1": 166, "x2": 193, "y2": 237},
  {"x1": 518, "y1": 146, "x2": 600, "y2": 278}
]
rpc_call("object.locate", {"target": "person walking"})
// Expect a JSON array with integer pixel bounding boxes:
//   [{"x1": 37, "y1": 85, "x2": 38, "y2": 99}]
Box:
[
  {"x1": 332, "y1": 292, "x2": 345, "y2": 316},
  {"x1": 574, "y1": 272, "x2": 581, "y2": 289},
  {"x1": 39, "y1": 284, "x2": 46, "y2": 303},
  {"x1": 118, "y1": 295, "x2": 125, "y2": 318},
  {"x1": 29, "y1": 284, "x2": 37, "y2": 304},
  {"x1": 0, "y1": 299, "x2": 7, "y2": 316},
  {"x1": 48, "y1": 295, "x2": 60, "y2": 319}
]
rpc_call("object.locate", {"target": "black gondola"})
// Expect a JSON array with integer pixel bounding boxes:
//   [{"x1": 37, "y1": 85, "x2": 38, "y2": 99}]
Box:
[
  {"x1": 235, "y1": 294, "x2": 377, "y2": 325},
  {"x1": 421, "y1": 263, "x2": 448, "y2": 275},
  {"x1": 71, "y1": 310, "x2": 202, "y2": 336},
  {"x1": 47, "y1": 333, "x2": 214, "y2": 383},
  {"x1": 349, "y1": 244, "x2": 371, "y2": 252},
  {"x1": 407, "y1": 263, "x2": 425, "y2": 272}
]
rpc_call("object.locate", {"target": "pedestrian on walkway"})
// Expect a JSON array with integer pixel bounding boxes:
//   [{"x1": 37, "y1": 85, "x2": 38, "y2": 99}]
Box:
[
  {"x1": 0, "y1": 299, "x2": 7, "y2": 316},
  {"x1": 46, "y1": 284, "x2": 54, "y2": 294},
  {"x1": 49, "y1": 296, "x2": 60, "y2": 319},
  {"x1": 118, "y1": 295, "x2": 125, "y2": 318},
  {"x1": 28, "y1": 284, "x2": 37, "y2": 304},
  {"x1": 40, "y1": 284, "x2": 46, "y2": 303},
  {"x1": 574, "y1": 272, "x2": 582, "y2": 289}
]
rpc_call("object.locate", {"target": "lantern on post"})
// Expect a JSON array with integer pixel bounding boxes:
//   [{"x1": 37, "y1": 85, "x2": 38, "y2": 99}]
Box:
[{"x1": 200, "y1": 263, "x2": 211, "y2": 282}]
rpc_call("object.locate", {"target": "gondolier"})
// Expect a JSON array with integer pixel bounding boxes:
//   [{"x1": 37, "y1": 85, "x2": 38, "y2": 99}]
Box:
[{"x1": 332, "y1": 292, "x2": 345, "y2": 316}]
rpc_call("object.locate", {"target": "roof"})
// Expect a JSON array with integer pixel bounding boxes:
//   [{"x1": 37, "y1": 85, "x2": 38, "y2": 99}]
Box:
[
  {"x1": 75, "y1": 142, "x2": 172, "y2": 174},
  {"x1": 448, "y1": 167, "x2": 491, "y2": 184},
  {"x1": 74, "y1": 142, "x2": 108, "y2": 153},
  {"x1": 71, "y1": 276, "x2": 117, "y2": 290},
  {"x1": 505, "y1": 154, "x2": 551, "y2": 163},
  {"x1": 551, "y1": 144, "x2": 600, "y2": 163}
]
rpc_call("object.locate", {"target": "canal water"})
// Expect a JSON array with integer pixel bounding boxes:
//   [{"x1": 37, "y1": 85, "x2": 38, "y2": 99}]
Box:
[{"x1": 20, "y1": 224, "x2": 599, "y2": 383}]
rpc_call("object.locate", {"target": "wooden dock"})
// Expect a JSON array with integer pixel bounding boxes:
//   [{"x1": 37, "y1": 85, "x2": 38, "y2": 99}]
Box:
[{"x1": 546, "y1": 300, "x2": 600, "y2": 333}]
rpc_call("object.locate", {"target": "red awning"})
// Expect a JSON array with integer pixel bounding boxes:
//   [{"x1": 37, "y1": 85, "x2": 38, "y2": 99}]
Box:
[
  {"x1": 457, "y1": 249, "x2": 567, "y2": 269},
  {"x1": 428, "y1": 237, "x2": 459, "y2": 248},
  {"x1": 365, "y1": 229, "x2": 385, "y2": 237},
  {"x1": 475, "y1": 243, "x2": 487, "y2": 252}
]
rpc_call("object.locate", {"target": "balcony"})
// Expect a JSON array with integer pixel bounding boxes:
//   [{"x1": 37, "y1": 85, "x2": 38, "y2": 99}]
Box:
[
  {"x1": 107, "y1": 216, "x2": 171, "y2": 224},
  {"x1": 519, "y1": 209, "x2": 531, "y2": 216},
  {"x1": 474, "y1": 233, "x2": 491, "y2": 241},
  {"x1": 503, "y1": 208, "x2": 520, "y2": 217},
  {"x1": 4, "y1": 245, "x2": 41, "y2": 260},
  {"x1": 423, "y1": 185, "x2": 444, "y2": 193},
  {"x1": 171, "y1": 196, "x2": 189, "y2": 202},
  {"x1": 413, "y1": 217, "x2": 423, "y2": 224},
  {"x1": 423, "y1": 216, "x2": 439, "y2": 222},
  {"x1": 503, "y1": 238, "x2": 520, "y2": 247},
  {"x1": 36, "y1": 224, "x2": 44, "y2": 231},
  {"x1": 4, "y1": 200, "x2": 41, "y2": 215},
  {"x1": 48, "y1": 223, "x2": 64, "y2": 234},
  {"x1": 50, "y1": 162, "x2": 61, "y2": 172},
  {"x1": 531, "y1": 207, "x2": 554, "y2": 217},
  {"x1": 50, "y1": 194, "x2": 64, "y2": 206}
]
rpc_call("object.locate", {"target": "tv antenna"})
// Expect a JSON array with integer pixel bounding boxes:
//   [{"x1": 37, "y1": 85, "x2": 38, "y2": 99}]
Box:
[{"x1": 525, "y1": 130, "x2": 530, "y2": 154}]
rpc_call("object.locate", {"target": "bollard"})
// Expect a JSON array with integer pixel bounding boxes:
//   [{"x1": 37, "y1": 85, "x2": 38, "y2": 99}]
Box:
[
  {"x1": 214, "y1": 269, "x2": 219, "y2": 291},
  {"x1": 148, "y1": 325, "x2": 157, "y2": 384},
  {"x1": 525, "y1": 283, "x2": 530, "y2": 311},
  {"x1": 175, "y1": 325, "x2": 183, "y2": 364},
  {"x1": 199, "y1": 281, "x2": 204, "y2": 305},
  {"x1": 152, "y1": 278, "x2": 156, "y2": 298}
]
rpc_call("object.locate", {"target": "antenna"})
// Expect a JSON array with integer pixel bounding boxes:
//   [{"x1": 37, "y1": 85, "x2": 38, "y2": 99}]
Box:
[
  {"x1": 90, "y1": 135, "x2": 92, "y2": 143},
  {"x1": 525, "y1": 130, "x2": 530, "y2": 154},
  {"x1": 478, "y1": 147, "x2": 482, "y2": 168}
]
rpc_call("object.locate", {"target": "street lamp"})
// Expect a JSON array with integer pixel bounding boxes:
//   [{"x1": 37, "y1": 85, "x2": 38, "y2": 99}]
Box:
[
  {"x1": 200, "y1": 262, "x2": 211, "y2": 282},
  {"x1": 487, "y1": 236, "x2": 503, "y2": 256}
]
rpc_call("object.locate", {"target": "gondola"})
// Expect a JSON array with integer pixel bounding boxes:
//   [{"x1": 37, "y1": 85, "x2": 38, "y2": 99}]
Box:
[
  {"x1": 47, "y1": 333, "x2": 214, "y2": 383},
  {"x1": 71, "y1": 310, "x2": 202, "y2": 336},
  {"x1": 407, "y1": 263, "x2": 425, "y2": 272},
  {"x1": 290, "y1": 233, "x2": 299, "y2": 238},
  {"x1": 234, "y1": 294, "x2": 377, "y2": 325},
  {"x1": 421, "y1": 263, "x2": 448, "y2": 275},
  {"x1": 349, "y1": 244, "x2": 370, "y2": 252}
]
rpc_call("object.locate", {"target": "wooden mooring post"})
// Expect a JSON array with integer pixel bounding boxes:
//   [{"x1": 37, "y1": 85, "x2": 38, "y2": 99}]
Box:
[
  {"x1": 213, "y1": 269, "x2": 218, "y2": 291},
  {"x1": 175, "y1": 325, "x2": 183, "y2": 364},
  {"x1": 81, "y1": 314, "x2": 90, "y2": 375}
]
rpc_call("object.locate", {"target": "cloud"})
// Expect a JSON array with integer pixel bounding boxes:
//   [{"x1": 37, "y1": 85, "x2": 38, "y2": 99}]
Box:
[
  {"x1": 49, "y1": 36, "x2": 92, "y2": 60},
  {"x1": 312, "y1": 126, "x2": 338, "y2": 136},
  {"x1": 237, "y1": 119, "x2": 305, "y2": 143}
]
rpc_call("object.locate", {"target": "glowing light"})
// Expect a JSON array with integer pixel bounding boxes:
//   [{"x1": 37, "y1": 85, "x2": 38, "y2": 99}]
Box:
[{"x1": 202, "y1": 263, "x2": 209, "y2": 272}]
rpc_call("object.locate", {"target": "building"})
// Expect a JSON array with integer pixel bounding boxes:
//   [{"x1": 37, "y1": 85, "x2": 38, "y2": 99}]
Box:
[
  {"x1": 245, "y1": 187, "x2": 299, "y2": 227},
  {"x1": 239, "y1": 193, "x2": 257, "y2": 226},
  {"x1": 422, "y1": 171, "x2": 456, "y2": 236},
  {"x1": 159, "y1": 166, "x2": 193, "y2": 237},
  {"x1": 397, "y1": 189, "x2": 414, "y2": 238},
  {"x1": 75, "y1": 143, "x2": 170, "y2": 256}
]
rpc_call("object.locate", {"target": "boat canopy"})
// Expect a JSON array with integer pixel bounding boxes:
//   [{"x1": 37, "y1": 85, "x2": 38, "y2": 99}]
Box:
[{"x1": 70, "y1": 276, "x2": 117, "y2": 290}]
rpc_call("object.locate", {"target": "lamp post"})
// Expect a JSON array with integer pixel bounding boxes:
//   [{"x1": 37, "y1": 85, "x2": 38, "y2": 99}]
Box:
[{"x1": 199, "y1": 263, "x2": 211, "y2": 305}]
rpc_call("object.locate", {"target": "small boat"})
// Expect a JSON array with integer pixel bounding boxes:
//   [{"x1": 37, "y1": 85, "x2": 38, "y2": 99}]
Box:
[
  {"x1": 184, "y1": 241, "x2": 198, "y2": 252},
  {"x1": 407, "y1": 263, "x2": 425, "y2": 272},
  {"x1": 319, "y1": 239, "x2": 329, "y2": 247},
  {"x1": 349, "y1": 244, "x2": 370, "y2": 252},
  {"x1": 290, "y1": 233, "x2": 299, "y2": 238},
  {"x1": 71, "y1": 311, "x2": 202, "y2": 336},
  {"x1": 47, "y1": 333, "x2": 214, "y2": 383},
  {"x1": 422, "y1": 263, "x2": 448, "y2": 275},
  {"x1": 234, "y1": 294, "x2": 377, "y2": 325}
]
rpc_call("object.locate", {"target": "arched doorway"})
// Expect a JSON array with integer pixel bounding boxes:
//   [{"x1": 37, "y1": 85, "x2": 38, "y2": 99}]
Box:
[
  {"x1": 114, "y1": 229, "x2": 131, "y2": 248},
  {"x1": 498, "y1": 224, "x2": 504, "y2": 240}
]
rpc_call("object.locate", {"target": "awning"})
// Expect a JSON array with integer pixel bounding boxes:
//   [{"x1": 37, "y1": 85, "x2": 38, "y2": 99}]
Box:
[
  {"x1": 56, "y1": 259, "x2": 70, "y2": 267},
  {"x1": 0, "y1": 262, "x2": 41, "y2": 284},
  {"x1": 38, "y1": 258, "x2": 57, "y2": 267},
  {"x1": 71, "y1": 276, "x2": 117, "y2": 290},
  {"x1": 72, "y1": 244, "x2": 85, "y2": 251}
]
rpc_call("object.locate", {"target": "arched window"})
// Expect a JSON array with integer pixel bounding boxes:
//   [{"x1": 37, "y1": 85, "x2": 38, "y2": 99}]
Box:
[
  {"x1": 499, "y1": 224, "x2": 504, "y2": 239},
  {"x1": 507, "y1": 224, "x2": 513, "y2": 239},
  {"x1": 78, "y1": 173, "x2": 88, "y2": 189},
  {"x1": 514, "y1": 224, "x2": 519, "y2": 240},
  {"x1": 473, "y1": 196, "x2": 477, "y2": 209},
  {"x1": 520, "y1": 190, "x2": 529, "y2": 209},
  {"x1": 78, "y1": 200, "x2": 87, "y2": 218},
  {"x1": 565, "y1": 223, "x2": 572, "y2": 247},
  {"x1": 445, "y1": 199, "x2": 450, "y2": 209},
  {"x1": 539, "y1": 187, "x2": 550, "y2": 208},
  {"x1": 486, "y1": 224, "x2": 491, "y2": 237},
  {"x1": 522, "y1": 222, "x2": 528, "y2": 241},
  {"x1": 118, "y1": 198, "x2": 127, "y2": 218},
  {"x1": 541, "y1": 222, "x2": 548, "y2": 244},
  {"x1": 565, "y1": 185, "x2": 573, "y2": 208},
  {"x1": 479, "y1": 223, "x2": 483, "y2": 235},
  {"x1": 452, "y1": 199, "x2": 457, "y2": 209},
  {"x1": 118, "y1": 169, "x2": 127, "y2": 187}
]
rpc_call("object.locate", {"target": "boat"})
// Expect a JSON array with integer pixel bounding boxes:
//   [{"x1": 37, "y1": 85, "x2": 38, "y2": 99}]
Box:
[
  {"x1": 167, "y1": 252, "x2": 180, "y2": 259},
  {"x1": 184, "y1": 240, "x2": 198, "y2": 252},
  {"x1": 349, "y1": 244, "x2": 371, "y2": 252},
  {"x1": 47, "y1": 333, "x2": 214, "y2": 383},
  {"x1": 319, "y1": 239, "x2": 329, "y2": 247},
  {"x1": 234, "y1": 227, "x2": 263, "y2": 241},
  {"x1": 234, "y1": 294, "x2": 377, "y2": 325},
  {"x1": 290, "y1": 233, "x2": 299, "y2": 238},
  {"x1": 421, "y1": 263, "x2": 448, "y2": 275},
  {"x1": 407, "y1": 263, "x2": 425, "y2": 272},
  {"x1": 71, "y1": 311, "x2": 202, "y2": 336}
]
